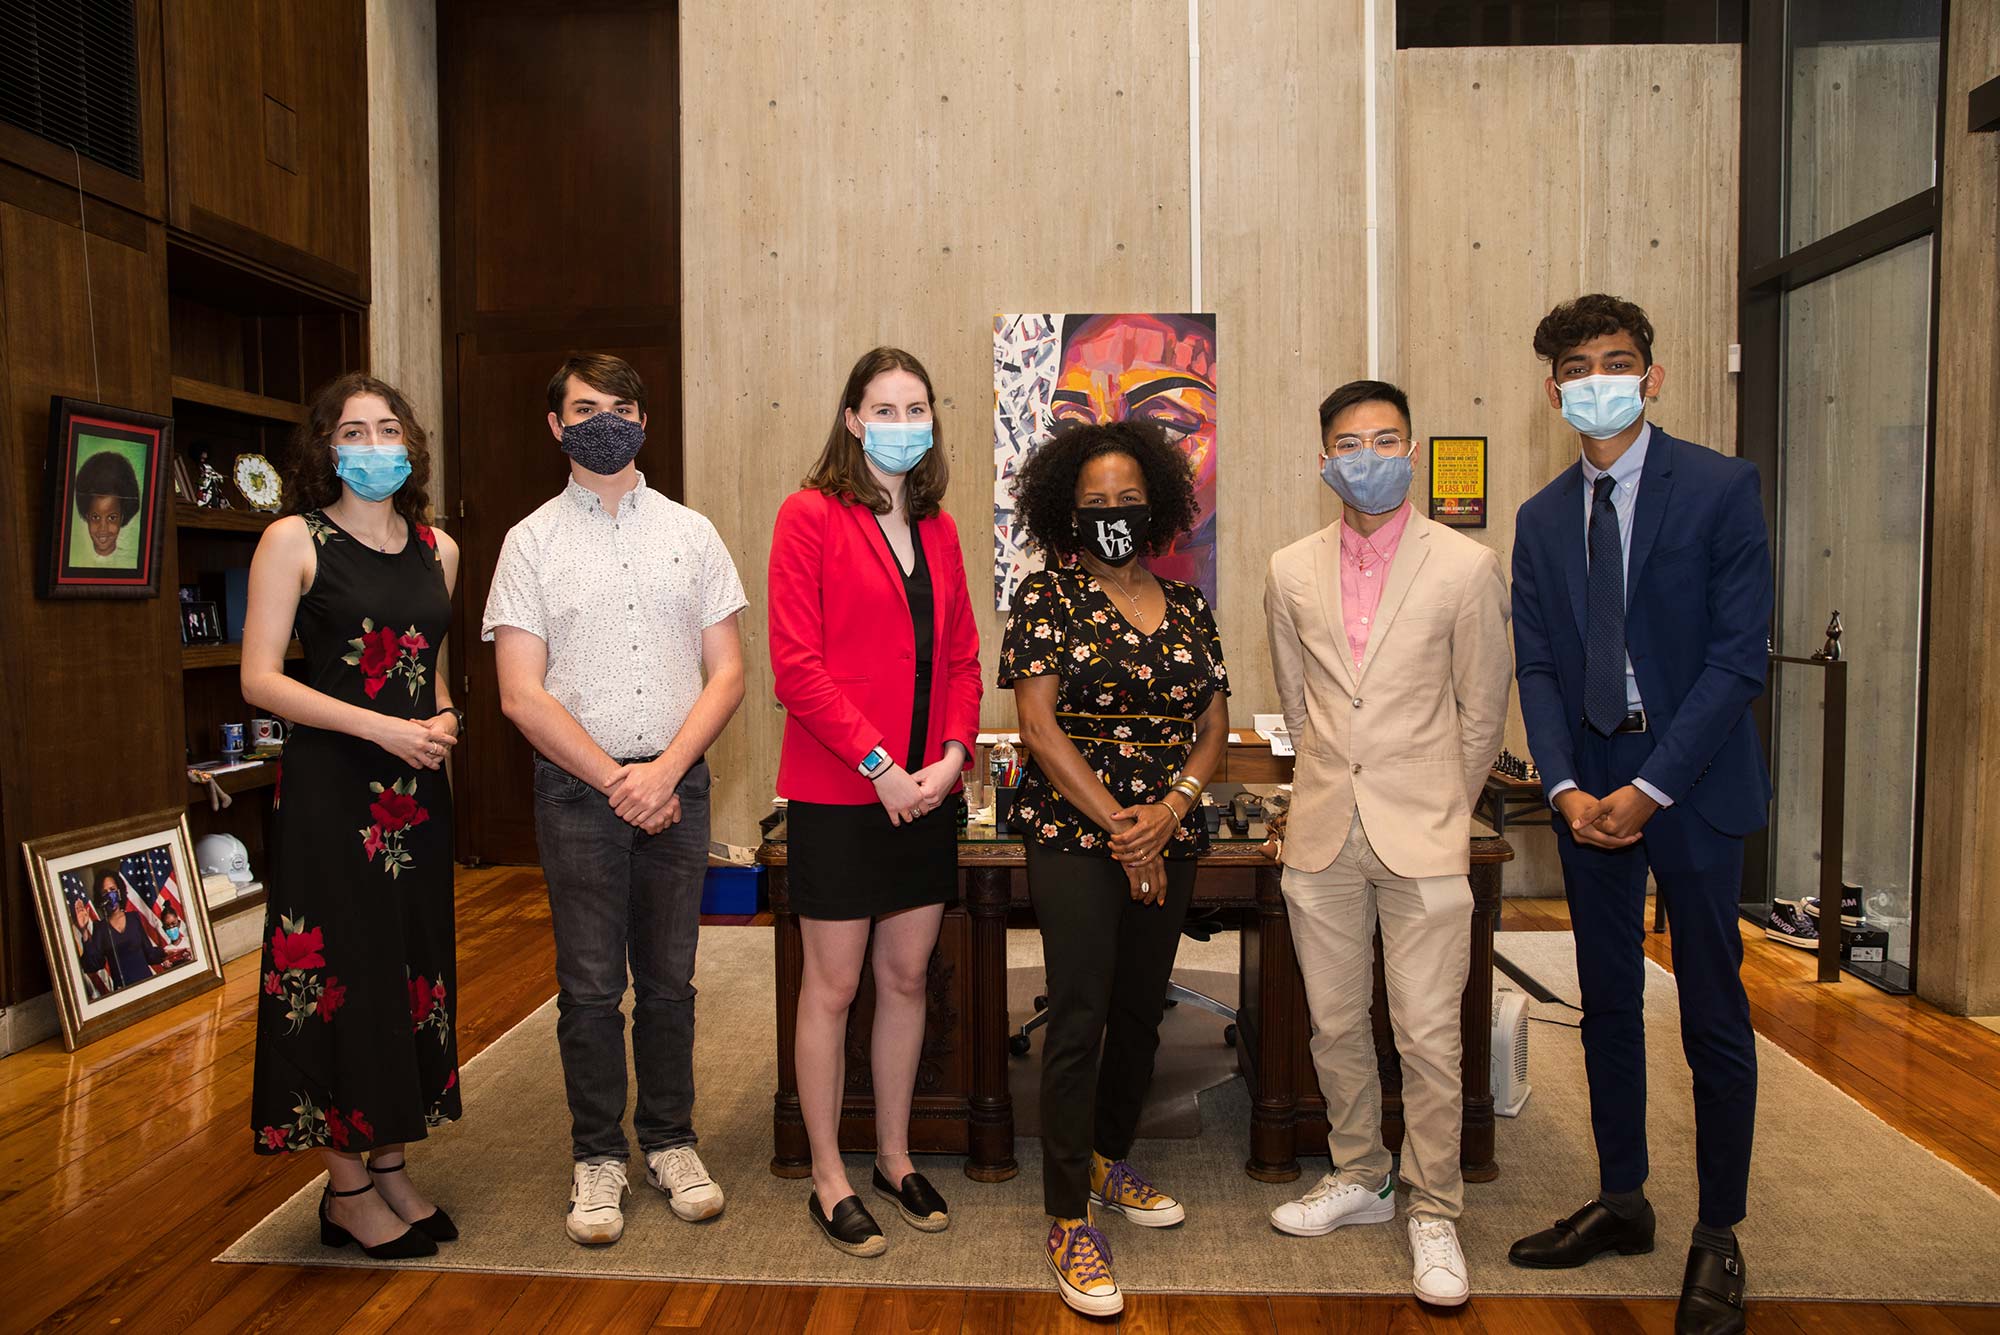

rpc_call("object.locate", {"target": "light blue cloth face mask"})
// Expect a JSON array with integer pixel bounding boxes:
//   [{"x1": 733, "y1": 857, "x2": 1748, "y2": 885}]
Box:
[
  {"x1": 861, "y1": 421, "x2": 933, "y2": 474},
  {"x1": 335, "y1": 444, "x2": 412, "y2": 501},
  {"x1": 1321, "y1": 449, "x2": 1413, "y2": 515},
  {"x1": 1559, "y1": 373, "x2": 1648, "y2": 439}
]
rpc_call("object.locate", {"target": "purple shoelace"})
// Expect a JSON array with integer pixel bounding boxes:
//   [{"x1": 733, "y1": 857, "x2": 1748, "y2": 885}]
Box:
[
  {"x1": 1099, "y1": 1159, "x2": 1163, "y2": 1207},
  {"x1": 1056, "y1": 1221, "x2": 1114, "y2": 1286}
]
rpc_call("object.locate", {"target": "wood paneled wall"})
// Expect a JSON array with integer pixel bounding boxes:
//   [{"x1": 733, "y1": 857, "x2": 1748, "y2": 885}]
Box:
[
  {"x1": 161, "y1": 0, "x2": 371, "y2": 298},
  {"x1": 1918, "y1": 4, "x2": 2000, "y2": 1016},
  {"x1": 0, "y1": 186, "x2": 179, "y2": 1005},
  {"x1": 681, "y1": 17, "x2": 1741, "y2": 849}
]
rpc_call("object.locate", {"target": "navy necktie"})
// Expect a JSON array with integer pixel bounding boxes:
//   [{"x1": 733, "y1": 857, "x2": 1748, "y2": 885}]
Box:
[{"x1": 1585, "y1": 473, "x2": 1628, "y2": 735}]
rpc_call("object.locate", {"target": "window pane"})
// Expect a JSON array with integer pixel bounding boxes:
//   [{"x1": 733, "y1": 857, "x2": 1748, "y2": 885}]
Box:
[
  {"x1": 1786, "y1": 0, "x2": 1941, "y2": 251},
  {"x1": 1769, "y1": 236, "x2": 1931, "y2": 983}
]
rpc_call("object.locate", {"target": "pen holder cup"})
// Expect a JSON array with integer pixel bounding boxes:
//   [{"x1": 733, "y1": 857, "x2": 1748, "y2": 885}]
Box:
[{"x1": 994, "y1": 785, "x2": 1020, "y2": 836}]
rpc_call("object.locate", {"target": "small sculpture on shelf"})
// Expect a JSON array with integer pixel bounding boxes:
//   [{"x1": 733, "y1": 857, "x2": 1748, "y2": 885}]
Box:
[
  {"x1": 1812, "y1": 610, "x2": 1844, "y2": 663},
  {"x1": 195, "y1": 446, "x2": 231, "y2": 509}
]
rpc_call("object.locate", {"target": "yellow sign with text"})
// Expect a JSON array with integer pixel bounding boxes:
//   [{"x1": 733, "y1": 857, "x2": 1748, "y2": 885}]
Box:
[{"x1": 1428, "y1": 436, "x2": 1487, "y2": 528}]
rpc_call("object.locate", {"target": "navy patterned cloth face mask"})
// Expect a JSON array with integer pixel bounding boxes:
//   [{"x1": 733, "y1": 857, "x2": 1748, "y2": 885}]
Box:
[{"x1": 561, "y1": 411, "x2": 646, "y2": 475}]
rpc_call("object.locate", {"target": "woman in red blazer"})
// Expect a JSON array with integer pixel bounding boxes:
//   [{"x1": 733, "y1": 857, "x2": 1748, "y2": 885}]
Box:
[{"x1": 767, "y1": 346, "x2": 982, "y2": 1258}]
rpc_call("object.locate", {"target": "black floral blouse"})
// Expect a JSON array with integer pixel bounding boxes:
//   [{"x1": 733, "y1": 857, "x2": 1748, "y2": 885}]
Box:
[{"x1": 997, "y1": 566, "x2": 1230, "y2": 859}]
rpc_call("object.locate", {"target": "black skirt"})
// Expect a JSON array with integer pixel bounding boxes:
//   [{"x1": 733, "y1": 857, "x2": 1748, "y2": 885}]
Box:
[{"x1": 785, "y1": 798, "x2": 958, "y2": 920}]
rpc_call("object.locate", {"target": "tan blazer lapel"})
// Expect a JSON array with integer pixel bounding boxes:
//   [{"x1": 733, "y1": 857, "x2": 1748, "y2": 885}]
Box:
[
  {"x1": 1310, "y1": 526, "x2": 1356, "y2": 693},
  {"x1": 1355, "y1": 514, "x2": 1432, "y2": 685}
]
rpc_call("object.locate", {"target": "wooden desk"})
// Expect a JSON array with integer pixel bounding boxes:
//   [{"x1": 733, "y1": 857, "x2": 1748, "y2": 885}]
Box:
[{"x1": 760, "y1": 792, "x2": 1511, "y2": 1184}]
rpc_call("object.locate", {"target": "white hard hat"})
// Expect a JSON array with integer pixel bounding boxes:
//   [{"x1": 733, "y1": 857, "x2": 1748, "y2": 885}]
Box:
[{"x1": 195, "y1": 833, "x2": 255, "y2": 884}]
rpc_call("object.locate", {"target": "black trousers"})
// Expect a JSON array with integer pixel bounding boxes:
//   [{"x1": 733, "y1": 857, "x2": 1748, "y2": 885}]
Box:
[{"x1": 1025, "y1": 842, "x2": 1196, "y2": 1218}]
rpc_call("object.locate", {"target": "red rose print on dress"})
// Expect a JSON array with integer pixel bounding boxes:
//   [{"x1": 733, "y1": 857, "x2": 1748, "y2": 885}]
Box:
[
  {"x1": 260, "y1": 1125, "x2": 287, "y2": 1151},
  {"x1": 318, "y1": 976, "x2": 346, "y2": 1022},
  {"x1": 271, "y1": 923, "x2": 325, "y2": 972},
  {"x1": 343, "y1": 617, "x2": 431, "y2": 700},
  {"x1": 416, "y1": 523, "x2": 437, "y2": 551},
  {"x1": 409, "y1": 969, "x2": 450, "y2": 1044},
  {"x1": 360, "y1": 777, "x2": 430, "y2": 877},
  {"x1": 266, "y1": 915, "x2": 335, "y2": 1035}
]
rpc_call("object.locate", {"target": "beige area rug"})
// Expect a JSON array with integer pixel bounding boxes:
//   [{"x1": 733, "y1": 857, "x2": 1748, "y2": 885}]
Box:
[
  {"x1": 1974, "y1": 1017, "x2": 2000, "y2": 1038},
  {"x1": 219, "y1": 928, "x2": 2000, "y2": 1302}
]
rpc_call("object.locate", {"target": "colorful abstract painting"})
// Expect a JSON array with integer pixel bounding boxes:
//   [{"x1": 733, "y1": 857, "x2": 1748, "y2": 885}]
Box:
[{"x1": 993, "y1": 313, "x2": 1218, "y2": 610}]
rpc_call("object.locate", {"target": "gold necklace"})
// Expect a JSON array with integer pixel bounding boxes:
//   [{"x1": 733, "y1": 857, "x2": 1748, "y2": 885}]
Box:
[{"x1": 1096, "y1": 565, "x2": 1146, "y2": 617}]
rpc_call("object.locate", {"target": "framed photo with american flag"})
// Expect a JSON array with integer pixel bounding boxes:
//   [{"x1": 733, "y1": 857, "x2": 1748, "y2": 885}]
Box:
[{"x1": 22, "y1": 809, "x2": 224, "y2": 1049}]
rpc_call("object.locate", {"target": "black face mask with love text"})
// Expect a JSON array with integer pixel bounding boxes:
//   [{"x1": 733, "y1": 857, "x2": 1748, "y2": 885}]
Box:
[{"x1": 1076, "y1": 504, "x2": 1150, "y2": 567}]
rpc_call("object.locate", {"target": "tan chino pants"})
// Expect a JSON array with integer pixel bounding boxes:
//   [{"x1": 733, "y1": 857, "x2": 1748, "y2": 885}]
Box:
[{"x1": 1280, "y1": 808, "x2": 1473, "y2": 1219}]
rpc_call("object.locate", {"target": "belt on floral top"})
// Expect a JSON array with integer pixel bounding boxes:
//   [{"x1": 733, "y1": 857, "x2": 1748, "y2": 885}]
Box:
[{"x1": 1054, "y1": 710, "x2": 1197, "y2": 747}]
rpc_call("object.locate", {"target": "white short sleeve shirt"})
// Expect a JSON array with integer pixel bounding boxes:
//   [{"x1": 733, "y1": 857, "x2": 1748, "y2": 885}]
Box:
[{"x1": 481, "y1": 473, "x2": 748, "y2": 759}]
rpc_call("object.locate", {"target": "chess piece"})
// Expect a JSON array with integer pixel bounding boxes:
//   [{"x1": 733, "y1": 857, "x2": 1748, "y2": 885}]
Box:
[
  {"x1": 1813, "y1": 611, "x2": 1844, "y2": 662},
  {"x1": 196, "y1": 447, "x2": 232, "y2": 509}
]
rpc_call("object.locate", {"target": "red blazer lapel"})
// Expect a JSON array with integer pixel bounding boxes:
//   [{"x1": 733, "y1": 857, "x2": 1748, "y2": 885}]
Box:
[{"x1": 847, "y1": 498, "x2": 908, "y2": 603}]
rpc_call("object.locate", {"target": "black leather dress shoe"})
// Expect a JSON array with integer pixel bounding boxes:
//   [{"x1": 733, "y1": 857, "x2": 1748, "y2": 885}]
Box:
[
  {"x1": 872, "y1": 1164, "x2": 950, "y2": 1232},
  {"x1": 809, "y1": 1191, "x2": 887, "y2": 1258},
  {"x1": 1508, "y1": 1199, "x2": 1656, "y2": 1269},
  {"x1": 1675, "y1": 1240, "x2": 1747, "y2": 1334}
]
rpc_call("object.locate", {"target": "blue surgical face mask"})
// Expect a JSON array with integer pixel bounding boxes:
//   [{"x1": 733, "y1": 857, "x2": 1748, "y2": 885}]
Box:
[
  {"x1": 1558, "y1": 373, "x2": 1648, "y2": 440},
  {"x1": 861, "y1": 421, "x2": 933, "y2": 474},
  {"x1": 334, "y1": 444, "x2": 412, "y2": 501},
  {"x1": 1320, "y1": 449, "x2": 1413, "y2": 515}
]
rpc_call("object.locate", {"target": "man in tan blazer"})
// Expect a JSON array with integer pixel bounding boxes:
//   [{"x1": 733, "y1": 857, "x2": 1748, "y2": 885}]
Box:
[{"x1": 1262, "y1": 380, "x2": 1511, "y2": 1307}]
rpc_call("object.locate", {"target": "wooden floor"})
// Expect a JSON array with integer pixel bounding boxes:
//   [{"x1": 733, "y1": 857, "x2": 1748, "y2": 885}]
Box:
[{"x1": 4, "y1": 867, "x2": 1999, "y2": 1334}]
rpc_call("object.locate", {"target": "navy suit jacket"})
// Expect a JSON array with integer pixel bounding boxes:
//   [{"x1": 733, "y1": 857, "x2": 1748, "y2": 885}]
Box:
[{"x1": 1511, "y1": 427, "x2": 1773, "y2": 838}]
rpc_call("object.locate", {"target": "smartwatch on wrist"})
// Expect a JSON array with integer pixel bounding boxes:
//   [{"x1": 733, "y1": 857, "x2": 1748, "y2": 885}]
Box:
[{"x1": 858, "y1": 745, "x2": 893, "y2": 780}]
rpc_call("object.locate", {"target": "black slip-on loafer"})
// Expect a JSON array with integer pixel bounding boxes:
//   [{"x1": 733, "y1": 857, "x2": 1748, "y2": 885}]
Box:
[
  {"x1": 872, "y1": 1165, "x2": 949, "y2": 1232},
  {"x1": 809, "y1": 1190, "x2": 887, "y2": 1258}
]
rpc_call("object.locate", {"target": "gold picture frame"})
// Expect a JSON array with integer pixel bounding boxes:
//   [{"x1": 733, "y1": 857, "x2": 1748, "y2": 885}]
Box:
[{"x1": 23, "y1": 809, "x2": 226, "y2": 1050}]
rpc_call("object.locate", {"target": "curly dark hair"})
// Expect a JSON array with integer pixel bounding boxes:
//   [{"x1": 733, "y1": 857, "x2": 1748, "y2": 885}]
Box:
[
  {"x1": 74, "y1": 450, "x2": 142, "y2": 521},
  {"x1": 1011, "y1": 419, "x2": 1198, "y2": 561},
  {"x1": 283, "y1": 372, "x2": 435, "y2": 529},
  {"x1": 1533, "y1": 293, "x2": 1655, "y2": 368}
]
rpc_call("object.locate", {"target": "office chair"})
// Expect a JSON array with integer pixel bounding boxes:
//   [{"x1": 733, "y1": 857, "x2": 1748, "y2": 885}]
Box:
[{"x1": 1009, "y1": 910, "x2": 1238, "y2": 1056}]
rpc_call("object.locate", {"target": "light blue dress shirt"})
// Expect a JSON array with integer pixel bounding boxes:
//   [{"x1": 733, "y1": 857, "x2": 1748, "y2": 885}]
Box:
[{"x1": 1550, "y1": 423, "x2": 1673, "y2": 810}]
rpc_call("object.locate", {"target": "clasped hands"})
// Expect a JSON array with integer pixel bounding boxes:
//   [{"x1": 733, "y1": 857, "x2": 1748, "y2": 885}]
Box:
[
  {"x1": 1554, "y1": 785, "x2": 1659, "y2": 849},
  {"x1": 873, "y1": 755, "x2": 965, "y2": 827},
  {"x1": 375, "y1": 711, "x2": 460, "y2": 772},
  {"x1": 1109, "y1": 801, "x2": 1182, "y2": 908},
  {"x1": 606, "y1": 757, "x2": 693, "y2": 835}
]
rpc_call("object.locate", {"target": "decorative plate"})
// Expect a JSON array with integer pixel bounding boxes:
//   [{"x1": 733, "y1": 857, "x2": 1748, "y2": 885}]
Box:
[{"x1": 234, "y1": 452, "x2": 282, "y2": 512}]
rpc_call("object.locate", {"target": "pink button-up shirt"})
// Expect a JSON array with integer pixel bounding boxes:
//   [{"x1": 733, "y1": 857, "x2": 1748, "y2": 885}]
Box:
[{"x1": 1338, "y1": 502, "x2": 1413, "y2": 668}]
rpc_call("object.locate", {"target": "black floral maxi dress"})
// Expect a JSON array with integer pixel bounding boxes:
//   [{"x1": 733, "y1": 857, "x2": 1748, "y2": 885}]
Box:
[{"x1": 250, "y1": 510, "x2": 460, "y2": 1154}]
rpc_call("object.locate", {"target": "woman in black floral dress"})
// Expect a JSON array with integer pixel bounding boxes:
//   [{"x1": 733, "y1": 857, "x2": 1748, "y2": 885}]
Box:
[
  {"x1": 242, "y1": 373, "x2": 463, "y2": 1260},
  {"x1": 998, "y1": 420, "x2": 1231, "y2": 1317}
]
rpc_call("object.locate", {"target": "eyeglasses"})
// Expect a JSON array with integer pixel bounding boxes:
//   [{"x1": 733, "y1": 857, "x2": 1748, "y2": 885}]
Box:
[{"x1": 1325, "y1": 431, "x2": 1409, "y2": 458}]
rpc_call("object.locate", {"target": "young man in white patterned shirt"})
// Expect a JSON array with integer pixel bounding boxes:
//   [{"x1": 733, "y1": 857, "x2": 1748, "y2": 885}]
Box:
[{"x1": 483, "y1": 353, "x2": 747, "y2": 1247}]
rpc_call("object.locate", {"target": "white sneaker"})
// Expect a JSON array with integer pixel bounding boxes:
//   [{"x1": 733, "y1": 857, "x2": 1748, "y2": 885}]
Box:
[
  {"x1": 1409, "y1": 1216, "x2": 1470, "y2": 1306},
  {"x1": 1269, "y1": 1172, "x2": 1396, "y2": 1237},
  {"x1": 647, "y1": 1144, "x2": 726, "y2": 1221},
  {"x1": 567, "y1": 1161, "x2": 628, "y2": 1246}
]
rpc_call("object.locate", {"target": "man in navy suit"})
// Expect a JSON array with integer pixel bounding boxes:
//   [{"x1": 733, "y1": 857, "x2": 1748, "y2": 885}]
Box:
[{"x1": 1506, "y1": 295, "x2": 1771, "y2": 1335}]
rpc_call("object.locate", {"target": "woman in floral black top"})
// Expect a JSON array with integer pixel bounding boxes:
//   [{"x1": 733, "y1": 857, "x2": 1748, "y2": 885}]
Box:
[{"x1": 998, "y1": 420, "x2": 1230, "y2": 1315}]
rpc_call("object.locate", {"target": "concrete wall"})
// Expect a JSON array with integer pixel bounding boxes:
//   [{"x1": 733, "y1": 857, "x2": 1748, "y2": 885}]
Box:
[{"x1": 679, "y1": 9, "x2": 1742, "y2": 853}]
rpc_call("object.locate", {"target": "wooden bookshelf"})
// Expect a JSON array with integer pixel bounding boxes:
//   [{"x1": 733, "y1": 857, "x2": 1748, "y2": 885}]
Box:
[
  {"x1": 182, "y1": 639, "x2": 302, "y2": 670},
  {"x1": 210, "y1": 887, "x2": 269, "y2": 921},
  {"x1": 186, "y1": 764, "x2": 280, "y2": 802},
  {"x1": 174, "y1": 502, "x2": 278, "y2": 534},
  {"x1": 171, "y1": 376, "x2": 308, "y2": 425}
]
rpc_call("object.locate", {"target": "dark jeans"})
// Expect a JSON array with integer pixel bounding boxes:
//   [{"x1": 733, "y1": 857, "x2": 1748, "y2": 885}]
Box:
[
  {"x1": 1025, "y1": 842, "x2": 1196, "y2": 1218},
  {"x1": 1560, "y1": 729, "x2": 1757, "y2": 1228},
  {"x1": 533, "y1": 754, "x2": 711, "y2": 1163}
]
